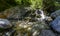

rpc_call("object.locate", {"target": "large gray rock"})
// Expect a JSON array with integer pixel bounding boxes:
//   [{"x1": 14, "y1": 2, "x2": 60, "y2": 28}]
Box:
[
  {"x1": 50, "y1": 16, "x2": 60, "y2": 32},
  {"x1": 4, "y1": 6, "x2": 31, "y2": 19},
  {"x1": 0, "y1": 19, "x2": 12, "y2": 29},
  {"x1": 40, "y1": 30, "x2": 56, "y2": 36},
  {"x1": 51, "y1": 10, "x2": 60, "y2": 18}
]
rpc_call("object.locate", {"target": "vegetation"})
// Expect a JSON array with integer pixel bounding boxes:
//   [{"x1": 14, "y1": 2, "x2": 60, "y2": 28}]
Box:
[
  {"x1": 0, "y1": 0, "x2": 17, "y2": 12},
  {"x1": 43, "y1": 0, "x2": 60, "y2": 14},
  {"x1": 0, "y1": 0, "x2": 60, "y2": 12}
]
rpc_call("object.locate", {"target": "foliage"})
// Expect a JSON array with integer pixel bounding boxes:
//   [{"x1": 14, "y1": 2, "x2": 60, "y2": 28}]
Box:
[
  {"x1": 0, "y1": 0, "x2": 17, "y2": 12},
  {"x1": 54, "y1": 0, "x2": 60, "y2": 10},
  {"x1": 43, "y1": 0, "x2": 60, "y2": 15},
  {"x1": 30, "y1": 0, "x2": 43, "y2": 9},
  {"x1": 43, "y1": 0, "x2": 55, "y2": 15},
  {"x1": 15, "y1": 0, "x2": 31, "y2": 7},
  {"x1": 0, "y1": 0, "x2": 60, "y2": 13},
  {"x1": 15, "y1": 0, "x2": 43, "y2": 9}
]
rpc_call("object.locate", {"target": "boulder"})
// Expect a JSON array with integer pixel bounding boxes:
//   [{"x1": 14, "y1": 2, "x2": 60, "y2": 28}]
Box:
[
  {"x1": 40, "y1": 30, "x2": 56, "y2": 36},
  {"x1": 0, "y1": 19, "x2": 12, "y2": 29},
  {"x1": 50, "y1": 16, "x2": 60, "y2": 32},
  {"x1": 51, "y1": 10, "x2": 60, "y2": 19},
  {"x1": 3, "y1": 6, "x2": 31, "y2": 20}
]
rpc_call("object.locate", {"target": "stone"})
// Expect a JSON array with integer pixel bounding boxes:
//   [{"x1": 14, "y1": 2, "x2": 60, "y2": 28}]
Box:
[
  {"x1": 3, "y1": 6, "x2": 31, "y2": 20},
  {"x1": 15, "y1": 21, "x2": 49, "y2": 36},
  {"x1": 3, "y1": 29, "x2": 15, "y2": 36},
  {"x1": 0, "y1": 19, "x2": 12, "y2": 29},
  {"x1": 50, "y1": 16, "x2": 60, "y2": 32},
  {"x1": 40, "y1": 30, "x2": 56, "y2": 36},
  {"x1": 51, "y1": 10, "x2": 60, "y2": 19}
]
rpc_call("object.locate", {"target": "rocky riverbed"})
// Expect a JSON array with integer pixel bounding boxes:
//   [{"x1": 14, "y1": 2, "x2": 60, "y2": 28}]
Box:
[{"x1": 0, "y1": 6, "x2": 60, "y2": 36}]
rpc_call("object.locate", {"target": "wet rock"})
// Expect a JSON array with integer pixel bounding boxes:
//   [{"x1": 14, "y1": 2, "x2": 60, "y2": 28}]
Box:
[
  {"x1": 51, "y1": 10, "x2": 60, "y2": 19},
  {"x1": 3, "y1": 29, "x2": 15, "y2": 36},
  {"x1": 50, "y1": 16, "x2": 60, "y2": 32},
  {"x1": 16, "y1": 21, "x2": 49, "y2": 30},
  {"x1": 0, "y1": 13, "x2": 7, "y2": 19},
  {"x1": 15, "y1": 21, "x2": 49, "y2": 36},
  {"x1": 0, "y1": 19, "x2": 12, "y2": 29},
  {"x1": 3, "y1": 6, "x2": 31, "y2": 20},
  {"x1": 3, "y1": 32, "x2": 10, "y2": 36},
  {"x1": 40, "y1": 30, "x2": 56, "y2": 36},
  {"x1": 0, "y1": 33, "x2": 3, "y2": 36}
]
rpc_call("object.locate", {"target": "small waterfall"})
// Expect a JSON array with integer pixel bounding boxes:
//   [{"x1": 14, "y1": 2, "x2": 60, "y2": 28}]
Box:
[
  {"x1": 35, "y1": 9, "x2": 46, "y2": 21},
  {"x1": 35, "y1": 9, "x2": 52, "y2": 23},
  {"x1": 39, "y1": 10, "x2": 45, "y2": 20}
]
